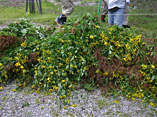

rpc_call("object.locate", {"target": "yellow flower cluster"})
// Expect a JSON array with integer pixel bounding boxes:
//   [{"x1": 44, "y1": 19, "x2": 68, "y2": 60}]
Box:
[
  {"x1": 21, "y1": 42, "x2": 27, "y2": 47},
  {"x1": 71, "y1": 104, "x2": 77, "y2": 107},
  {"x1": 90, "y1": 35, "x2": 94, "y2": 39}
]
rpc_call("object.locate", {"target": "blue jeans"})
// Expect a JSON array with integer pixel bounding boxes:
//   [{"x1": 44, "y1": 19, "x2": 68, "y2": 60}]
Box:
[{"x1": 108, "y1": 8, "x2": 124, "y2": 27}]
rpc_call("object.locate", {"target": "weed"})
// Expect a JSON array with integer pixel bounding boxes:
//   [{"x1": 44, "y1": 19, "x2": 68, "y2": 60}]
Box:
[
  {"x1": 2, "y1": 96, "x2": 6, "y2": 101},
  {"x1": 97, "y1": 98, "x2": 107, "y2": 109},
  {"x1": 22, "y1": 102, "x2": 30, "y2": 107}
]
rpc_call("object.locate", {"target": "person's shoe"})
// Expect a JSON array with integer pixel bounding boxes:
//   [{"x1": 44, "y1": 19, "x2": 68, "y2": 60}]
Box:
[
  {"x1": 101, "y1": 15, "x2": 106, "y2": 22},
  {"x1": 55, "y1": 14, "x2": 67, "y2": 25},
  {"x1": 62, "y1": 16, "x2": 67, "y2": 25},
  {"x1": 123, "y1": 25, "x2": 130, "y2": 28}
]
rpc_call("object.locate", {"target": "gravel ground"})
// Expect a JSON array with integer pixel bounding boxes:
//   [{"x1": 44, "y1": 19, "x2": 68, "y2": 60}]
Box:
[{"x1": 0, "y1": 81, "x2": 157, "y2": 117}]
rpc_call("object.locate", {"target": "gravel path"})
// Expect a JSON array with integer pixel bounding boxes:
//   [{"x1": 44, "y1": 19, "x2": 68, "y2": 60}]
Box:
[{"x1": 0, "y1": 81, "x2": 157, "y2": 117}]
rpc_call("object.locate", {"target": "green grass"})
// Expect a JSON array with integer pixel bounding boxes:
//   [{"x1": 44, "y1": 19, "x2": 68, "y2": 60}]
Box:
[{"x1": 0, "y1": 0, "x2": 156, "y2": 39}]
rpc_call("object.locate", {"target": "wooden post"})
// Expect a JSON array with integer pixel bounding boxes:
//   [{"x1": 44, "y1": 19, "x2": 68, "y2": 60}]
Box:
[
  {"x1": 36, "y1": 0, "x2": 42, "y2": 14},
  {"x1": 25, "y1": 0, "x2": 42, "y2": 14},
  {"x1": 39, "y1": 0, "x2": 42, "y2": 14}
]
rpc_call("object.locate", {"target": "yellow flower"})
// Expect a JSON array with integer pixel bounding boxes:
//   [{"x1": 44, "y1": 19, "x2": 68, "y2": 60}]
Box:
[
  {"x1": 59, "y1": 63, "x2": 63, "y2": 68},
  {"x1": 146, "y1": 52, "x2": 149, "y2": 55},
  {"x1": 68, "y1": 93, "x2": 71, "y2": 96},
  {"x1": 95, "y1": 25, "x2": 99, "y2": 28},
  {"x1": 49, "y1": 66, "x2": 53, "y2": 69},
  {"x1": 21, "y1": 42, "x2": 27, "y2": 47},
  {"x1": 49, "y1": 89, "x2": 53, "y2": 92},
  {"x1": 151, "y1": 65, "x2": 155, "y2": 69},
  {"x1": 41, "y1": 65, "x2": 45, "y2": 68},
  {"x1": 65, "y1": 58, "x2": 70, "y2": 64},
  {"x1": 59, "y1": 38, "x2": 64, "y2": 43},
  {"x1": 123, "y1": 57, "x2": 128, "y2": 62},
  {"x1": 66, "y1": 99, "x2": 70, "y2": 103},
  {"x1": 0, "y1": 87, "x2": 3, "y2": 90},
  {"x1": 15, "y1": 62, "x2": 21, "y2": 67},
  {"x1": 84, "y1": 66, "x2": 89, "y2": 71},
  {"x1": 109, "y1": 27, "x2": 114, "y2": 31},
  {"x1": 90, "y1": 35, "x2": 94, "y2": 39},
  {"x1": 62, "y1": 80, "x2": 66, "y2": 83},
  {"x1": 126, "y1": 43, "x2": 130, "y2": 50},
  {"x1": 68, "y1": 52, "x2": 72, "y2": 56},
  {"x1": 126, "y1": 53, "x2": 132, "y2": 61},
  {"x1": 130, "y1": 38, "x2": 134, "y2": 42},
  {"x1": 80, "y1": 56, "x2": 84, "y2": 61},
  {"x1": 64, "y1": 106, "x2": 67, "y2": 109},
  {"x1": 55, "y1": 87, "x2": 58, "y2": 90},
  {"x1": 50, "y1": 72, "x2": 54, "y2": 75},
  {"x1": 63, "y1": 95, "x2": 66, "y2": 98},
  {"x1": 104, "y1": 72, "x2": 108, "y2": 76},
  {"x1": 71, "y1": 104, "x2": 77, "y2": 107},
  {"x1": 20, "y1": 66, "x2": 24, "y2": 69},
  {"x1": 47, "y1": 77, "x2": 51, "y2": 81},
  {"x1": 26, "y1": 11, "x2": 30, "y2": 16},
  {"x1": 132, "y1": 97, "x2": 135, "y2": 101},
  {"x1": 104, "y1": 42, "x2": 108, "y2": 46},
  {"x1": 34, "y1": 70, "x2": 38, "y2": 75},
  {"x1": 12, "y1": 89, "x2": 16, "y2": 92},
  {"x1": 133, "y1": 48, "x2": 137, "y2": 52},
  {"x1": 105, "y1": 37, "x2": 109, "y2": 41},
  {"x1": 59, "y1": 96, "x2": 63, "y2": 99},
  {"x1": 109, "y1": 32, "x2": 112, "y2": 35},
  {"x1": 141, "y1": 65, "x2": 147, "y2": 69},
  {"x1": 74, "y1": 65, "x2": 77, "y2": 68},
  {"x1": 75, "y1": 42, "x2": 78, "y2": 44},
  {"x1": 114, "y1": 100, "x2": 119, "y2": 103},
  {"x1": 142, "y1": 100, "x2": 146, "y2": 103},
  {"x1": 70, "y1": 64, "x2": 73, "y2": 68},
  {"x1": 5, "y1": 75, "x2": 8, "y2": 78},
  {"x1": 150, "y1": 102, "x2": 155, "y2": 107},
  {"x1": 0, "y1": 63, "x2": 3, "y2": 67},
  {"x1": 96, "y1": 69, "x2": 99, "y2": 73},
  {"x1": 22, "y1": 70, "x2": 26, "y2": 74}
]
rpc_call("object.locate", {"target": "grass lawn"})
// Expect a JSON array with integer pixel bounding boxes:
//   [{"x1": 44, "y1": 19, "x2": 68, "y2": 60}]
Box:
[{"x1": 0, "y1": 0, "x2": 157, "y2": 39}]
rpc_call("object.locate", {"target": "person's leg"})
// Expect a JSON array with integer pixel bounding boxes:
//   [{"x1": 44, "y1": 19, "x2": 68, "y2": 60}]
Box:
[
  {"x1": 123, "y1": 4, "x2": 130, "y2": 28},
  {"x1": 114, "y1": 8, "x2": 124, "y2": 27},
  {"x1": 108, "y1": 11, "x2": 114, "y2": 26},
  {"x1": 55, "y1": 0, "x2": 74, "y2": 25}
]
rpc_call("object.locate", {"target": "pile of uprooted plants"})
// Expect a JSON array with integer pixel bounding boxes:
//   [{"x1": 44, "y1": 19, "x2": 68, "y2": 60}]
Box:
[{"x1": 0, "y1": 14, "x2": 156, "y2": 107}]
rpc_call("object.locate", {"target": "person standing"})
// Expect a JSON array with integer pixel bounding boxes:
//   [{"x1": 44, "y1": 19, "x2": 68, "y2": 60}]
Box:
[
  {"x1": 101, "y1": 0, "x2": 108, "y2": 22},
  {"x1": 55, "y1": 0, "x2": 74, "y2": 25},
  {"x1": 123, "y1": 0, "x2": 130, "y2": 28},
  {"x1": 108, "y1": 0, "x2": 126, "y2": 27}
]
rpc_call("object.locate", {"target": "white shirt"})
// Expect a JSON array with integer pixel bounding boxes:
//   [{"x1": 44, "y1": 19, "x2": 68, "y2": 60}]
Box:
[{"x1": 108, "y1": 0, "x2": 126, "y2": 10}]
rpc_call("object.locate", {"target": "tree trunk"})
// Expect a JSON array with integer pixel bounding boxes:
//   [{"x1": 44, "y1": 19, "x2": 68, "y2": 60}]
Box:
[{"x1": 25, "y1": 0, "x2": 28, "y2": 13}]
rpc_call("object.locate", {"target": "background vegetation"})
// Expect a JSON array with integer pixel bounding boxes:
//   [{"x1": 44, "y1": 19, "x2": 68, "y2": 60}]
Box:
[{"x1": 0, "y1": 0, "x2": 157, "y2": 39}]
